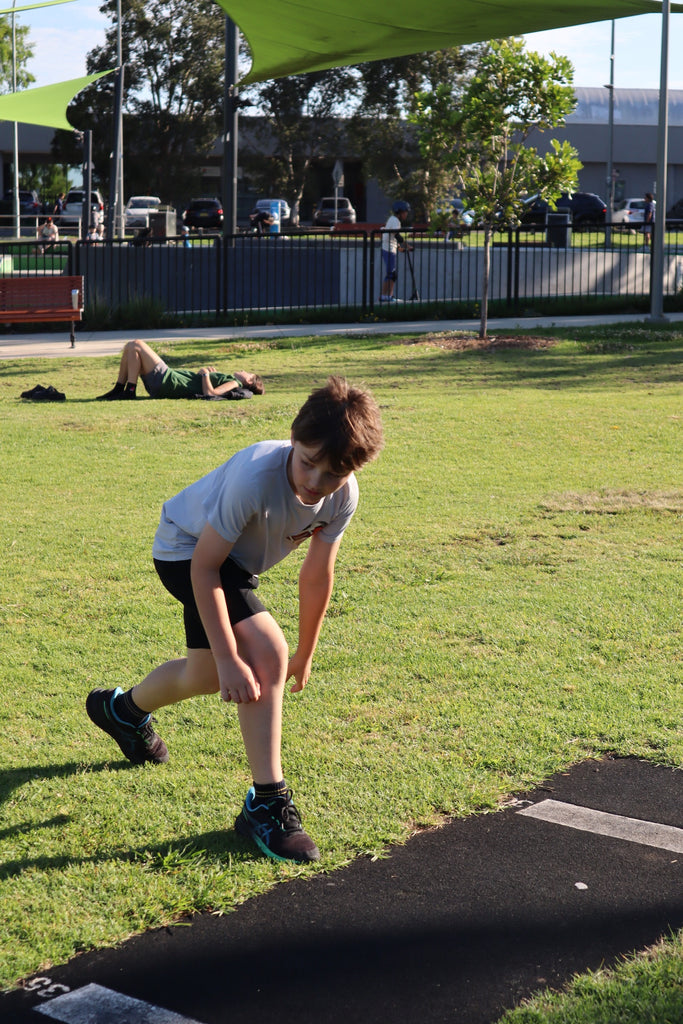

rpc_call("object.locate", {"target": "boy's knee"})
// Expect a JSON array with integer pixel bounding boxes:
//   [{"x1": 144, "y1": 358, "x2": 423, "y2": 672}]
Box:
[
  {"x1": 263, "y1": 633, "x2": 289, "y2": 677},
  {"x1": 240, "y1": 622, "x2": 289, "y2": 683}
]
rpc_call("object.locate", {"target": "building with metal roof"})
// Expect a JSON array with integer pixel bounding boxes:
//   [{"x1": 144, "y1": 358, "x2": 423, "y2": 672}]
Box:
[{"x1": 530, "y1": 87, "x2": 683, "y2": 214}]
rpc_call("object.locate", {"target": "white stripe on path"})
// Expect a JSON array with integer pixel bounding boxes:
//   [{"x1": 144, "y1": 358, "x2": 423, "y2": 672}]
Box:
[
  {"x1": 518, "y1": 799, "x2": 683, "y2": 854},
  {"x1": 35, "y1": 983, "x2": 205, "y2": 1024}
]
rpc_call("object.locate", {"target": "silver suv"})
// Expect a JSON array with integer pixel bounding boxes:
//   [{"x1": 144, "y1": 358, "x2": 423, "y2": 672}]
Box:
[{"x1": 60, "y1": 189, "x2": 105, "y2": 228}]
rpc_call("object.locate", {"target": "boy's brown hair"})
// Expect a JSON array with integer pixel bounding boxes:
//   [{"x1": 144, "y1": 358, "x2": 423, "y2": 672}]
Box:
[{"x1": 291, "y1": 376, "x2": 384, "y2": 474}]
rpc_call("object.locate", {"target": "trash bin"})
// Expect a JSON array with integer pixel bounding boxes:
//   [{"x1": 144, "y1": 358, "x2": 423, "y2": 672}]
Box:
[
  {"x1": 262, "y1": 200, "x2": 281, "y2": 234},
  {"x1": 546, "y1": 208, "x2": 571, "y2": 248},
  {"x1": 149, "y1": 209, "x2": 177, "y2": 239}
]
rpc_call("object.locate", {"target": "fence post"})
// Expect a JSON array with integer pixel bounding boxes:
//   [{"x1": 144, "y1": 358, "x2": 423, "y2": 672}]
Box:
[
  {"x1": 513, "y1": 228, "x2": 521, "y2": 311},
  {"x1": 368, "y1": 230, "x2": 377, "y2": 312},
  {"x1": 216, "y1": 235, "x2": 223, "y2": 318},
  {"x1": 361, "y1": 231, "x2": 369, "y2": 313}
]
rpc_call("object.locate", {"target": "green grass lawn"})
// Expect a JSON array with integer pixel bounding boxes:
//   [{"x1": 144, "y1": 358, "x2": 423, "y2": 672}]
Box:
[{"x1": 0, "y1": 322, "x2": 681, "y2": 1021}]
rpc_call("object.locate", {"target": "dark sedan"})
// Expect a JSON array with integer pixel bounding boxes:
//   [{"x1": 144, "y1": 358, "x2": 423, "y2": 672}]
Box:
[{"x1": 183, "y1": 197, "x2": 224, "y2": 231}]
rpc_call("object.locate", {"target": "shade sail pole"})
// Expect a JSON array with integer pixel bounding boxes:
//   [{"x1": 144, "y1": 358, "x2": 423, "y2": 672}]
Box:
[
  {"x1": 223, "y1": 16, "x2": 239, "y2": 236},
  {"x1": 650, "y1": 0, "x2": 670, "y2": 320}
]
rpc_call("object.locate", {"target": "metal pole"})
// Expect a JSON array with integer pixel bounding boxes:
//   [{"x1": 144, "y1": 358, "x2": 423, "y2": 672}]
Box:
[
  {"x1": 11, "y1": 0, "x2": 19, "y2": 235},
  {"x1": 604, "y1": 20, "x2": 615, "y2": 247},
  {"x1": 107, "y1": 66, "x2": 124, "y2": 239},
  {"x1": 650, "y1": 0, "x2": 670, "y2": 321},
  {"x1": 223, "y1": 16, "x2": 238, "y2": 237},
  {"x1": 114, "y1": 0, "x2": 124, "y2": 237},
  {"x1": 83, "y1": 129, "x2": 93, "y2": 240}
]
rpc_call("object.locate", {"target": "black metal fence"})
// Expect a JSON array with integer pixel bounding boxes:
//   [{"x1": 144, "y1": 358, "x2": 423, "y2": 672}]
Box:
[{"x1": 1, "y1": 224, "x2": 681, "y2": 325}]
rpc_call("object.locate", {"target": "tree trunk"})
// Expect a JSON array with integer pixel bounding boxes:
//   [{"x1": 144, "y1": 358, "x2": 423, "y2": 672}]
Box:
[{"x1": 479, "y1": 226, "x2": 491, "y2": 339}]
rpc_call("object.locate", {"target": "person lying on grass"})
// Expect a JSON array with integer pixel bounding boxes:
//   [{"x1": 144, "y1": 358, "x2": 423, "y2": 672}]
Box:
[
  {"x1": 86, "y1": 376, "x2": 384, "y2": 863},
  {"x1": 96, "y1": 339, "x2": 264, "y2": 401}
]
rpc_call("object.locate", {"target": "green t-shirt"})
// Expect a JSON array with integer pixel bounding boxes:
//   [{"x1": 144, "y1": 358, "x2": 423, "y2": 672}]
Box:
[{"x1": 157, "y1": 368, "x2": 236, "y2": 399}]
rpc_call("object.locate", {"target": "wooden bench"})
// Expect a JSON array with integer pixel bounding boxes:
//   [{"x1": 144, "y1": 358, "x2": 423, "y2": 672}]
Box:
[
  {"x1": 0, "y1": 275, "x2": 84, "y2": 348},
  {"x1": 331, "y1": 222, "x2": 384, "y2": 234}
]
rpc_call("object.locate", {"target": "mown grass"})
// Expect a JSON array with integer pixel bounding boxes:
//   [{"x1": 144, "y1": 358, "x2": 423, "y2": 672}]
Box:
[{"x1": 0, "y1": 322, "x2": 681, "y2": 1022}]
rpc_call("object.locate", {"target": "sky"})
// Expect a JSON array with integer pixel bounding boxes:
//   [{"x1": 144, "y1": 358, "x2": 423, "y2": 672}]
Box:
[{"x1": 12, "y1": 4, "x2": 683, "y2": 93}]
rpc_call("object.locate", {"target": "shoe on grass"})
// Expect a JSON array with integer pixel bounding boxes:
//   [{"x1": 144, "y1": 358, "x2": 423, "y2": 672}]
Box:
[
  {"x1": 86, "y1": 686, "x2": 169, "y2": 765},
  {"x1": 96, "y1": 384, "x2": 129, "y2": 401},
  {"x1": 235, "y1": 787, "x2": 320, "y2": 863}
]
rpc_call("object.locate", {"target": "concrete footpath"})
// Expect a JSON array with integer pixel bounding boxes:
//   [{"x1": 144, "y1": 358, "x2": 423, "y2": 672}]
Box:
[
  {"x1": 2, "y1": 310, "x2": 683, "y2": 359},
  {"x1": 1, "y1": 757, "x2": 682, "y2": 1024}
]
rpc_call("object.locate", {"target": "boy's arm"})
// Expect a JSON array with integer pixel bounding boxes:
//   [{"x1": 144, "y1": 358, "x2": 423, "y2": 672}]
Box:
[
  {"x1": 191, "y1": 523, "x2": 261, "y2": 703},
  {"x1": 199, "y1": 369, "x2": 239, "y2": 397},
  {"x1": 288, "y1": 532, "x2": 342, "y2": 693}
]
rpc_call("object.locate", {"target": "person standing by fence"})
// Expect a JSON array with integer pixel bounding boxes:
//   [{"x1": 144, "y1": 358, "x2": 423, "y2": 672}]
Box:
[{"x1": 643, "y1": 192, "x2": 655, "y2": 249}]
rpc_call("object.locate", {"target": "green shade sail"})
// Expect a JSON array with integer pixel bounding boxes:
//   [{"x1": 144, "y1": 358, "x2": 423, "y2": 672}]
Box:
[
  {"x1": 215, "y1": 0, "x2": 682, "y2": 83},
  {"x1": 0, "y1": 0, "x2": 75, "y2": 15},
  {"x1": 0, "y1": 71, "x2": 113, "y2": 130}
]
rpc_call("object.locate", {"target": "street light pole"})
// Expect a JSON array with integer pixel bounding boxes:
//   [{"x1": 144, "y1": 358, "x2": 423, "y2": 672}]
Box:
[
  {"x1": 604, "y1": 20, "x2": 615, "y2": 248},
  {"x1": 107, "y1": 0, "x2": 125, "y2": 238},
  {"x1": 223, "y1": 16, "x2": 239, "y2": 237},
  {"x1": 11, "y1": 0, "x2": 20, "y2": 235},
  {"x1": 650, "y1": 0, "x2": 670, "y2": 321}
]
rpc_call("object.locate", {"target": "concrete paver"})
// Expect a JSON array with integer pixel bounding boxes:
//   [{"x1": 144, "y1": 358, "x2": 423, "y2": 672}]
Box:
[{"x1": 2, "y1": 311, "x2": 683, "y2": 360}]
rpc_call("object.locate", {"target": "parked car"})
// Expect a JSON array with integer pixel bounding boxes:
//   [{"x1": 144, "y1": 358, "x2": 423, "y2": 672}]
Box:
[
  {"x1": 612, "y1": 197, "x2": 653, "y2": 227},
  {"x1": 251, "y1": 197, "x2": 291, "y2": 224},
  {"x1": 0, "y1": 189, "x2": 42, "y2": 216},
  {"x1": 666, "y1": 197, "x2": 683, "y2": 224},
  {"x1": 183, "y1": 197, "x2": 224, "y2": 231},
  {"x1": 60, "y1": 189, "x2": 105, "y2": 228},
  {"x1": 521, "y1": 192, "x2": 607, "y2": 226},
  {"x1": 435, "y1": 197, "x2": 474, "y2": 229},
  {"x1": 313, "y1": 196, "x2": 356, "y2": 226},
  {"x1": 125, "y1": 195, "x2": 162, "y2": 230}
]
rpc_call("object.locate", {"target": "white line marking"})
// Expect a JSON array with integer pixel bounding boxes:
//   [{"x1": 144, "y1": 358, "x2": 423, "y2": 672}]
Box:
[
  {"x1": 34, "y1": 982, "x2": 206, "y2": 1024},
  {"x1": 518, "y1": 799, "x2": 683, "y2": 854}
]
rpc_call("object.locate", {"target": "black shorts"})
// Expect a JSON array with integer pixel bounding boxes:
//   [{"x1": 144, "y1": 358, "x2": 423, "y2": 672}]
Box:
[{"x1": 154, "y1": 557, "x2": 266, "y2": 649}]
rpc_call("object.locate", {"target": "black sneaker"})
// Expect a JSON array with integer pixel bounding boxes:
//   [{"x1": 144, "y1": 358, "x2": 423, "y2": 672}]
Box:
[
  {"x1": 21, "y1": 384, "x2": 65, "y2": 402},
  {"x1": 86, "y1": 687, "x2": 169, "y2": 765},
  {"x1": 96, "y1": 384, "x2": 126, "y2": 401},
  {"x1": 235, "y1": 787, "x2": 320, "y2": 863},
  {"x1": 32, "y1": 385, "x2": 65, "y2": 402}
]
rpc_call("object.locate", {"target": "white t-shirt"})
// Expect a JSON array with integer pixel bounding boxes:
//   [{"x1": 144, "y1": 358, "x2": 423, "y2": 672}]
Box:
[
  {"x1": 381, "y1": 214, "x2": 401, "y2": 253},
  {"x1": 152, "y1": 440, "x2": 358, "y2": 574}
]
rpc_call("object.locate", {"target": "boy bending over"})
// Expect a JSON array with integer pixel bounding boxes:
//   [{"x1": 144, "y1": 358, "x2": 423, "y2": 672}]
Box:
[{"x1": 87, "y1": 377, "x2": 383, "y2": 863}]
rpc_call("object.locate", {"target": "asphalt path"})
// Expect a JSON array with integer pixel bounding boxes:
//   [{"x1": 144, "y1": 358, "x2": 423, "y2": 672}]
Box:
[{"x1": 2, "y1": 756, "x2": 682, "y2": 1024}]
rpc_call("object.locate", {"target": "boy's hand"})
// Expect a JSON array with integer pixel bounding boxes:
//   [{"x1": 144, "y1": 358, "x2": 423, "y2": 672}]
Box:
[
  {"x1": 218, "y1": 658, "x2": 261, "y2": 704},
  {"x1": 287, "y1": 651, "x2": 313, "y2": 693}
]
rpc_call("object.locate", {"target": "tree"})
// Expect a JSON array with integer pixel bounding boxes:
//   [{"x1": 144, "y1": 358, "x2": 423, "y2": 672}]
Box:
[
  {"x1": 20, "y1": 162, "x2": 71, "y2": 205},
  {"x1": 348, "y1": 47, "x2": 489, "y2": 221},
  {"x1": 239, "y1": 49, "x2": 487, "y2": 225},
  {"x1": 240, "y1": 68, "x2": 355, "y2": 225},
  {"x1": 52, "y1": 0, "x2": 225, "y2": 204},
  {"x1": 410, "y1": 39, "x2": 581, "y2": 337},
  {"x1": 0, "y1": 16, "x2": 34, "y2": 93}
]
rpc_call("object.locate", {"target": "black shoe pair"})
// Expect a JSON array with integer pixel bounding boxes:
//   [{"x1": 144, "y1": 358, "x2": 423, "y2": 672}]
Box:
[{"x1": 20, "y1": 384, "x2": 65, "y2": 402}]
